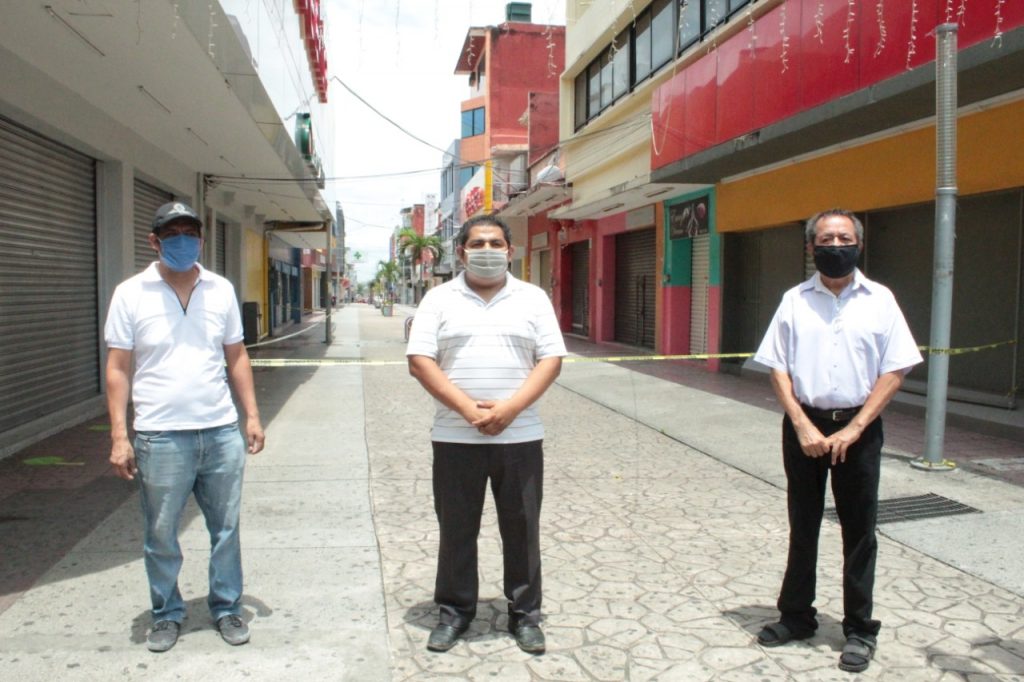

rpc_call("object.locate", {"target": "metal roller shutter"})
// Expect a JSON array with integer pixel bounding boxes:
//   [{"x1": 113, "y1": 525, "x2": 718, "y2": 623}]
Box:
[
  {"x1": 0, "y1": 116, "x2": 99, "y2": 434},
  {"x1": 614, "y1": 229, "x2": 656, "y2": 349},
  {"x1": 133, "y1": 180, "x2": 172, "y2": 272},
  {"x1": 690, "y1": 233, "x2": 710, "y2": 355},
  {"x1": 215, "y1": 219, "x2": 227, "y2": 275},
  {"x1": 570, "y1": 240, "x2": 590, "y2": 336}
]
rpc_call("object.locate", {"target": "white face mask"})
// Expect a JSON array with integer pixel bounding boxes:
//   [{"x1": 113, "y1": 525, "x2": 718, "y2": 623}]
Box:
[{"x1": 464, "y1": 248, "x2": 509, "y2": 281}]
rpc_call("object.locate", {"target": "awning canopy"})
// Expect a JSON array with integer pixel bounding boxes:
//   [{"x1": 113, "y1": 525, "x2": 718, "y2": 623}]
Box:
[
  {"x1": 496, "y1": 183, "x2": 572, "y2": 218},
  {"x1": 548, "y1": 176, "x2": 705, "y2": 221}
]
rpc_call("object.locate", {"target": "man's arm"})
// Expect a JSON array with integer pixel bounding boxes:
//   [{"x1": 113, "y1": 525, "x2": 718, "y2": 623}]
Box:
[
  {"x1": 106, "y1": 348, "x2": 136, "y2": 480},
  {"x1": 826, "y1": 370, "x2": 904, "y2": 464},
  {"x1": 408, "y1": 354, "x2": 490, "y2": 425},
  {"x1": 475, "y1": 357, "x2": 562, "y2": 436},
  {"x1": 769, "y1": 369, "x2": 830, "y2": 459},
  {"x1": 224, "y1": 341, "x2": 265, "y2": 454}
]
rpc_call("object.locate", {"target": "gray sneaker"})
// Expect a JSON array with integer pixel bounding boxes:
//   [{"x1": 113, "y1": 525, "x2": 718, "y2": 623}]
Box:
[
  {"x1": 147, "y1": 620, "x2": 180, "y2": 652},
  {"x1": 216, "y1": 614, "x2": 250, "y2": 645}
]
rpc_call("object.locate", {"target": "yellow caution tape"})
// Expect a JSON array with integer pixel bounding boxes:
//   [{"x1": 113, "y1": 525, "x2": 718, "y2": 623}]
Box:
[
  {"x1": 249, "y1": 341, "x2": 1015, "y2": 368},
  {"x1": 919, "y1": 339, "x2": 1015, "y2": 356}
]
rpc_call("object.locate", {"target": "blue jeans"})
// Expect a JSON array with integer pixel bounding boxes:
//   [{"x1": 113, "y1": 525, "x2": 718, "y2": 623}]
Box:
[{"x1": 134, "y1": 423, "x2": 246, "y2": 623}]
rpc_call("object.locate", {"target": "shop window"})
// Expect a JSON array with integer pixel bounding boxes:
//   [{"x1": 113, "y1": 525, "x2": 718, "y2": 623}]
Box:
[
  {"x1": 651, "y1": 0, "x2": 674, "y2": 71},
  {"x1": 678, "y1": 0, "x2": 700, "y2": 51}
]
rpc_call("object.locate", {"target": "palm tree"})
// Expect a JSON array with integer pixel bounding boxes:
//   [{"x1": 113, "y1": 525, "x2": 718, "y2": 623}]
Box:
[
  {"x1": 375, "y1": 259, "x2": 401, "y2": 303},
  {"x1": 398, "y1": 229, "x2": 443, "y2": 303}
]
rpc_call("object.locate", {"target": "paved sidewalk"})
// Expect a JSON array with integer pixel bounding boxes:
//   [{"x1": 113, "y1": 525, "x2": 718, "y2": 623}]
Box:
[{"x1": 1, "y1": 303, "x2": 1023, "y2": 680}]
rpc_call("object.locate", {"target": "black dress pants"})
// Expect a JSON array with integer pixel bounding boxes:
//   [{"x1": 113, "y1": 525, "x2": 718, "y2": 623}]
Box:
[
  {"x1": 432, "y1": 440, "x2": 543, "y2": 628},
  {"x1": 778, "y1": 414, "x2": 883, "y2": 640}
]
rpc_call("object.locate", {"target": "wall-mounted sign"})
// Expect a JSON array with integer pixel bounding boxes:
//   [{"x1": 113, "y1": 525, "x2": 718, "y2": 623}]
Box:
[
  {"x1": 668, "y1": 195, "x2": 709, "y2": 239},
  {"x1": 296, "y1": 0, "x2": 328, "y2": 103}
]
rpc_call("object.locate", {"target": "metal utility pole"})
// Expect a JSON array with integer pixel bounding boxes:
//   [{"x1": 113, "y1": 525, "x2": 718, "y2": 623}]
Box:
[
  {"x1": 913, "y1": 23, "x2": 959, "y2": 472},
  {"x1": 324, "y1": 218, "x2": 333, "y2": 344}
]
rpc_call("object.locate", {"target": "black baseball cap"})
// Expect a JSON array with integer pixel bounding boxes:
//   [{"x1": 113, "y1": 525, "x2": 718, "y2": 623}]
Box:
[{"x1": 152, "y1": 202, "x2": 203, "y2": 233}]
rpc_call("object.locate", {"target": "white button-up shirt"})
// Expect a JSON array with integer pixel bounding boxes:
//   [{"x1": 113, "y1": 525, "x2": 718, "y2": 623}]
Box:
[
  {"x1": 406, "y1": 272, "x2": 567, "y2": 444},
  {"x1": 104, "y1": 262, "x2": 243, "y2": 431},
  {"x1": 754, "y1": 269, "x2": 923, "y2": 409}
]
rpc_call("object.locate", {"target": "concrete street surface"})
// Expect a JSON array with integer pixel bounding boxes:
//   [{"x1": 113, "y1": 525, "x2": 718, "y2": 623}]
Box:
[{"x1": 1, "y1": 304, "x2": 1022, "y2": 681}]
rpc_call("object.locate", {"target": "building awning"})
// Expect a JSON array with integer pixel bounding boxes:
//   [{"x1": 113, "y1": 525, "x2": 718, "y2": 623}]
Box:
[
  {"x1": 267, "y1": 221, "x2": 331, "y2": 250},
  {"x1": 496, "y1": 183, "x2": 572, "y2": 218},
  {"x1": 548, "y1": 176, "x2": 705, "y2": 220}
]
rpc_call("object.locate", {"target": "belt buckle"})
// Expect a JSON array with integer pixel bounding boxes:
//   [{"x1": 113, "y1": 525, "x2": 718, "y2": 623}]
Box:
[{"x1": 831, "y1": 409, "x2": 844, "y2": 421}]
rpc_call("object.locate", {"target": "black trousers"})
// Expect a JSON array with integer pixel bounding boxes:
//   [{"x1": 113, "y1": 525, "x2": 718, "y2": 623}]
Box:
[
  {"x1": 778, "y1": 414, "x2": 883, "y2": 640},
  {"x1": 432, "y1": 440, "x2": 543, "y2": 628}
]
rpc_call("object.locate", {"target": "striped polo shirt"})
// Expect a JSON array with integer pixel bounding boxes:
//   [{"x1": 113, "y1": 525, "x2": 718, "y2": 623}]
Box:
[{"x1": 406, "y1": 272, "x2": 567, "y2": 444}]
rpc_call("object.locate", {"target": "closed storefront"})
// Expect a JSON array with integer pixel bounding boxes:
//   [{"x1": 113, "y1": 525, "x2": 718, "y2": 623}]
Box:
[
  {"x1": 133, "y1": 179, "x2": 172, "y2": 272},
  {"x1": 569, "y1": 240, "x2": 590, "y2": 336},
  {"x1": 614, "y1": 228, "x2": 656, "y2": 348},
  {"x1": 866, "y1": 191, "x2": 1023, "y2": 405},
  {"x1": 0, "y1": 115, "x2": 99, "y2": 435}
]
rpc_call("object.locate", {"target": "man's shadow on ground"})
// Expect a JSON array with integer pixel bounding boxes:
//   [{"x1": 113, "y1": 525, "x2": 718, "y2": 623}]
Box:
[
  {"x1": 722, "y1": 604, "x2": 847, "y2": 652},
  {"x1": 129, "y1": 594, "x2": 272, "y2": 645},
  {"x1": 403, "y1": 597, "x2": 522, "y2": 646}
]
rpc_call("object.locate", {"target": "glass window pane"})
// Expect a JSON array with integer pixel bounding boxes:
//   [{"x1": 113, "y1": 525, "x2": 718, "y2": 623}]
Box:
[
  {"x1": 474, "y1": 108, "x2": 485, "y2": 135},
  {"x1": 575, "y1": 73, "x2": 588, "y2": 128},
  {"x1": 461, "y1": 110, "x2": 473, "y2": 137},
  {"x1": 729, "y1": 0, "x2": 750, "y2": 13},
  {"x1": 706, "y1": 0, "x2": 728, "y2": 30},
  {"x1": 600, "y1": 50, "x2": 613, "y2": 108},
  {"x1": 588, "y1": 61, "x2": 602, "y2": 117},
  {"x1": 678, "y1": 0, "x2": 699, "y2": 50},
  {"x1": 612, "y1": 31, "x2": 630, "y2": 99},
  {"x1": 635, "y1": 12, "x2": 652, "y2": 82},
  {"x1": 651, "y1": 0, "x2": 674, "y2": 70}
]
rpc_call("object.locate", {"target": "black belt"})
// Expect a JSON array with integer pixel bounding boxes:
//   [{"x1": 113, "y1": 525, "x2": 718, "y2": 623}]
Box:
[{"x1": 801, "y1": 404, "x2": 862, "y2": 422}]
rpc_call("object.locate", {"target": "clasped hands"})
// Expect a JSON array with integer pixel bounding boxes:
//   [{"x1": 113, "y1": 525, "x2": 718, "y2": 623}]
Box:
[
  {"x1": 796, "y1": 421, "x2": 863, "y2": 464},
  {"x1": 464, "y1": 399, "x2": 518, "y2": 436}
]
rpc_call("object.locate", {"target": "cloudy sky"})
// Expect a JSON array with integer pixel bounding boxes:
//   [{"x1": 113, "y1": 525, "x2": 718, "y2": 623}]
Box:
[{"x1": 322, "y1": 0, "x2": 566, "y2": 281}]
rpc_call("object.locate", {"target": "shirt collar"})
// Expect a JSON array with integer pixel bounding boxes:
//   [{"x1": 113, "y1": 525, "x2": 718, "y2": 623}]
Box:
[
  {"x1": 141, "y1": 260, "x2": 211, "y2": 284},
  {"x1": 453, "y1": 271, "x2": 520, "y2": 302},
  {"x1": 802, "y1": 268, "x2": 870, "y2": 298}
]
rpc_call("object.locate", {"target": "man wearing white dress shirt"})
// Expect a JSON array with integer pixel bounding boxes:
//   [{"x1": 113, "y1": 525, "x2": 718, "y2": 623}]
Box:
[
  {"x1": 406, "y1": 215, "x2": 566, "y2": 655},
  {"x1": 752, "y1": 209, "x2": 923, "y2": 673}
]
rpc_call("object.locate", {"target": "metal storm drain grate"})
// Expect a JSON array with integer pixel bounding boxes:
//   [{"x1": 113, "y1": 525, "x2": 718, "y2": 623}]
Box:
[{"x1": 825, "y1": 493, "x2": 981, "y2": 525}]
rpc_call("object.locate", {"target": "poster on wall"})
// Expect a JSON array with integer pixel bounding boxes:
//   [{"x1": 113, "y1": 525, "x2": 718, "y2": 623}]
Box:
[{"x1": 668, "y1": 196, "x2": 709, "y2": 239}]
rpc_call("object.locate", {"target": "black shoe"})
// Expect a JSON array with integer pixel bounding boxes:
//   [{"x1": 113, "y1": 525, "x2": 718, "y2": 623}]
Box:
[
  {"x1": 511, "y1": 623, "x2": 545, "y2": 654},
  {"x1": 426, "y1": 622, "x2": 468, "y2": 652}
]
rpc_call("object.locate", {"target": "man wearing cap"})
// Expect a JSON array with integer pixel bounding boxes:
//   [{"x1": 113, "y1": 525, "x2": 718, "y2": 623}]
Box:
[
  {"x1": 753, "y1": 209, "x2": 922, "y2": 673},
  {"x1": 104, "y1": 201, "x2": 264, "y2": 652}
]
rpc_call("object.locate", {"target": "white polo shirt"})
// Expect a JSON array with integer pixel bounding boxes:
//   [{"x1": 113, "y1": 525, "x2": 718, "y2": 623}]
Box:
[
  {"x1": 104, "y1": 262, "x2": 243, "y2": 431},
  {"x1": 754, "y1": 269, "x2": 923, "y2": 409},
  {"x1": 406, "y1": 272, "x2": 567, "y2": 444}
]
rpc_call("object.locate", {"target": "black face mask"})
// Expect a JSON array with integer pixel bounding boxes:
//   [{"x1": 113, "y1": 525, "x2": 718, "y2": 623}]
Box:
[{"x1": 813, "y1": 245, "x2": 860, "y2": 278}]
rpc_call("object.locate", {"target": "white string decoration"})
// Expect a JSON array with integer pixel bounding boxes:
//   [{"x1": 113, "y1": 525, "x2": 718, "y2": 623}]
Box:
[
  {"x1": 171, "y1": 0, "x2": 180, "y2": 39},
  {"x1": 993, "y1": 0, "x2": 1005, "y2": 47},
  {"x1": 207, "y1": 1, "x2": 217, "y2": 58},
  {"x1": 874, "y1": 0, "x2": 887, "y2": 57},
  {"x1": 780, "y1": 1, "x2": 790, "y2": 73},
  {"x1": 944, "y1": 0, "x2": 955, "y2": 22},
  {"x1": 746, "y1": 4, "x2": 756, "y2": 51},
  {"x1": 814, "y1": 0, "x2": 826, "y2": 44},
  {"x1": 906, "y1": 0, "x2": 919, "y2": 69},
  {"x1": 957, "y1": 0, "x2": 968, "y2": 26},
  {"x1": 843, "y1": 0, "x2": 856, "y2": 63}
]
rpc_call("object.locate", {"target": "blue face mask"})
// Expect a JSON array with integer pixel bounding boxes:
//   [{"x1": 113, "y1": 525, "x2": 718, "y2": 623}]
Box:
[{"x1": 158, "y1": 234, "x2": 201, "y2": 272}]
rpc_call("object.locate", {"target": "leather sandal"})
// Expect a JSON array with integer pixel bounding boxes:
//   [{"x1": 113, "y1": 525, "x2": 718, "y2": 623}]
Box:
[
  {"x1": 756, "y1": 621, "x2": 813, "y2": 647},
  {"x1": 838, "y1": 634, "x2": 875, "y2": 672}
]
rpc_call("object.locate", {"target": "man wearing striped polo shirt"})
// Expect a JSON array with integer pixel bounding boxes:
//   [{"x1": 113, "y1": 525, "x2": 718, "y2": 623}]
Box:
[{"x1": 407, "y1": 215, "x2": 566, "y2": 655}]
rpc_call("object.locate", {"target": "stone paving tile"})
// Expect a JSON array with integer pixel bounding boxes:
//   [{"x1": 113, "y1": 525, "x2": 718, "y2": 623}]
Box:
[{"x1": 362, "y1": 352, "x2": 1024, "y2": 680}]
